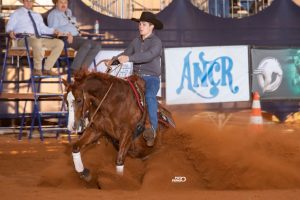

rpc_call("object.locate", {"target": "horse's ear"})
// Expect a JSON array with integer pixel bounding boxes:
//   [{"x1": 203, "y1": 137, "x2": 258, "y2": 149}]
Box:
[{"x1": 74, "y1": 69, "x2": 88, "y2": 82}]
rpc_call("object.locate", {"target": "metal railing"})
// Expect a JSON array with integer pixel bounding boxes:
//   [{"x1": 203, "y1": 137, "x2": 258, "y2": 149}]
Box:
[
  {"x1": 0, "y1": 0, "x2": 274, "y2": 19},
  {"x1": 191, "y1": 0, "x2": 273, "y2": 18},
  {"x1": 0, "y1": 2, "x2": 54, "y2": 19},
  {"x1": 191, "y1": 0, "x2": 209, "y2": 12},
  {"x1": 84, "y1": 0, "x2": 172, "y2": 18},
  {"x1": 84, "y1": 0, "x2": 273, "y2": 19}
]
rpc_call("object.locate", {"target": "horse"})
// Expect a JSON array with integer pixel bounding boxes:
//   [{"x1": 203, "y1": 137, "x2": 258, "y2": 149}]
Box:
[{"x1": 64, "y1": 70, "x2": 175, "y2": 182}]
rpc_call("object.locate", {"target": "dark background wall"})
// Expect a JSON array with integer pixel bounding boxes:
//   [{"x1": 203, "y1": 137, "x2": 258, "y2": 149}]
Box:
[{"x1": 0, "y1": 18, "x2": 5, "y2": 66}]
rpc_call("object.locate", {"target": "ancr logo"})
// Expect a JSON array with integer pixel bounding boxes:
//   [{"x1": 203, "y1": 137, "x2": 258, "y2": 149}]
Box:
[{"x1": 172, "y1": 176, "x2": 187, "y2": 183}]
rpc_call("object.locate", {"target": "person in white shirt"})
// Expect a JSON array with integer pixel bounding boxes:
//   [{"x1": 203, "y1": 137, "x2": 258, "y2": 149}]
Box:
[
  {"x1": 48, "y1": 0, "x2": 101, "y2": 74},
  {"x1": 6, "y1": 0, "x2": 64, "y2": 76}
]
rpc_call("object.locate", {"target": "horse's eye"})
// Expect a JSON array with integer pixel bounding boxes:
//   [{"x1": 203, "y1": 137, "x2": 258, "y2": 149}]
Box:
[{"x1": 76, "y1": 99, "x2": 82, "y2": 104}]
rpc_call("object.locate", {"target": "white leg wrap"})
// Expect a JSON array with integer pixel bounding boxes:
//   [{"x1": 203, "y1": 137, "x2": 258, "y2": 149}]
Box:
[
  {"x1": 116, "y1": 165, "x2": 124, "y2": 175},
  {"x1": 67, "y1": 110, "x2": 75, "y2": 132},
  {"x1": 67, "y1": 92, "x2": 75, "y2": 132},
  {"x1": 72, "y1": 152, "x2": 84, "y2": 173}
]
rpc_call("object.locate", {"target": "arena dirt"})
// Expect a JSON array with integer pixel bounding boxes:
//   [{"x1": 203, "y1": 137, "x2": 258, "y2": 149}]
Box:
[{"x1": 0, "y1": 110, "x2": 300, "y2": 200}]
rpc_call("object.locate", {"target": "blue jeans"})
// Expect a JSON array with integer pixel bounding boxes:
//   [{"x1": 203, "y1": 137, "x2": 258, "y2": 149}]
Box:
[{"x1": 142, "y1": 76, "x2": 160, "y2": 131}]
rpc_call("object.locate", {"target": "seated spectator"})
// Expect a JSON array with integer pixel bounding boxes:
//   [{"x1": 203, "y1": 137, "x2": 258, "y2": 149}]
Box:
[
  {"x1": 48, "y1": 0, "x2": 102, "y2": 73},
  {"x1": 6, "y1": 0, "x2": 64, "y2": 76}
]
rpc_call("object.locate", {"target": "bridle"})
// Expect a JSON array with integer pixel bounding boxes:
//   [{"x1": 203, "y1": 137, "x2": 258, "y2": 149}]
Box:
[
  {"x1": 77, "y1": 82, "x2": 114, "y2": 131},
  {"x1": 73, "y1": 63, "x2": 122, "y2": 132},
  {"x1": 81, "y1": 89, "x2": 89, "y2": 119}
]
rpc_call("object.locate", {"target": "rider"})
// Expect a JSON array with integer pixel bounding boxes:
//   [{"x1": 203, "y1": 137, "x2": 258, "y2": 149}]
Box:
[{"x1": 105, "y1": 11, "x2": 163, "y2": 147}]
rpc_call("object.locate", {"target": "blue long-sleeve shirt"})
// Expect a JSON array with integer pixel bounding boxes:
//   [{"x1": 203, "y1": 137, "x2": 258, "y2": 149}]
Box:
[
  {"x1": 6, "y1": 7, "x2": 55, "y2": 35},
  {"x1": 47, "y1": 8, "x2": 79, "y2": 36}
]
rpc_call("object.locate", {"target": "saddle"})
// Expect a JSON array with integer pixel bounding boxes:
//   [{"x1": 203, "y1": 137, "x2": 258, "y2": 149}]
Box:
[{"x1": 126, "y1": 75, "x2": 176, "y2": 138}]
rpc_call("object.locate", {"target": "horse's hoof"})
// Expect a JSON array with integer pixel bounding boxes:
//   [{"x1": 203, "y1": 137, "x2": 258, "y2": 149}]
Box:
[{"x1": 79, "y1": 168, "x2": 92, "y2": 182}]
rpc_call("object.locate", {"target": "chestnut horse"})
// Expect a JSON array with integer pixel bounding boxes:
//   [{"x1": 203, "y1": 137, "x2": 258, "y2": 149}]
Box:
[{"x1": 65, "y1": 71, "x2": 175, "y2": 181}]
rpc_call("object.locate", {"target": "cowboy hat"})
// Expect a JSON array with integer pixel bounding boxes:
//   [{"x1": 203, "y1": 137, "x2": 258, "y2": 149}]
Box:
[{"x1": 131, "y1": 11, "x2": 163, "y2": 30}]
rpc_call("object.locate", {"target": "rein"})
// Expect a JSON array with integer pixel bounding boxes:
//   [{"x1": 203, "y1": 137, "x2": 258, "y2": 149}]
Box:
[
  {"x1": 94, "y1": 59, "x2": 123, "y2": 75},
  {"x1": 77, "y1": 66, "x2": 122, "y2": 131},
  {"x1": 84, "y1": 82, "x2": 114, "y2": 129}
]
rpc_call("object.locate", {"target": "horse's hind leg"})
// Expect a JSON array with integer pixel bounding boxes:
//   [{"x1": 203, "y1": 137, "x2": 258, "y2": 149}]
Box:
[
  {"x1": 115, "y1": 130, "x2": 132, "y2": 175},
  {"x1": 72, "y1": 127, "x2": 99, "y2": 182}
]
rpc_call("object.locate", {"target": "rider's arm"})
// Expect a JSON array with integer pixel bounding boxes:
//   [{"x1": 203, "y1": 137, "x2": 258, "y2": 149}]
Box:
[{"x1": 128, "y1": 37, "x2": 162, "y2": 63}]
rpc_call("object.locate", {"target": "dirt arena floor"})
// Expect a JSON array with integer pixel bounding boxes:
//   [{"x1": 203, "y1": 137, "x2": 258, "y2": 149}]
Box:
[{"x1": 0, "y1": 109, "x2": 300, "y2": 200}]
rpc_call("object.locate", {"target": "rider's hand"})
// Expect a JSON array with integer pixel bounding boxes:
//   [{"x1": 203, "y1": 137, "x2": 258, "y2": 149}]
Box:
[
  {"x1": 9, "y1": 31, "x2": 16, "y2": 39},
  {"x1": 54, "y1": 29, "x2": 63, "y2": 37},
  {"x1": 118, "y1": 55, "x2": 129, "y2": 64},
  {"x1": 104, "y1": 59, "x2": 113, "y2": 67},
  {"x1": 67, "y1": 33, "x2": 73, "y2": 44}
]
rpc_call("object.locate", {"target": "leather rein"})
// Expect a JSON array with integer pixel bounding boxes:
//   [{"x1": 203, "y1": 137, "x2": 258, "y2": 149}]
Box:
[{"x1": 81, "y1": 82, "x2": 114, "y2": 129}]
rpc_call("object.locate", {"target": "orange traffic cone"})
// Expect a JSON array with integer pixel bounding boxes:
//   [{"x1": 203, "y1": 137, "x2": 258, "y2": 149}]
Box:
[{"x1": 250, "y1": 92, "x2": 263, "y2": 127}]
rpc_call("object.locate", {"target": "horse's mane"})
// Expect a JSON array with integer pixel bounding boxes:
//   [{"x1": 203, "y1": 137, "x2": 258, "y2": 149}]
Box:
[
  {"x1": 74, "y1": 69, "x2": 144, "y2": 85},
  {"x1": 72, "y1": 69, "x2": 145, "y2": 92},
  {"x1": 74, "y1": 69, "x2": 124, "y2": 84}
]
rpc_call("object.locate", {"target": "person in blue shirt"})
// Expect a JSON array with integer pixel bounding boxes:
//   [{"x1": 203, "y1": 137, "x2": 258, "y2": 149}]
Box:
[
  {"x1": 6, "y1": 0, "x2": 64, "y2": 76},
  {"x1": 48, "y1": 0, "x2": 102, "y2": 73}
]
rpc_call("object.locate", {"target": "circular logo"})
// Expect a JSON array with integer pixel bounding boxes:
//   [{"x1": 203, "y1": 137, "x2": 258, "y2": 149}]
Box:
[{"x1": 253, "y1": 57, "x2": 283, "y2": 93}]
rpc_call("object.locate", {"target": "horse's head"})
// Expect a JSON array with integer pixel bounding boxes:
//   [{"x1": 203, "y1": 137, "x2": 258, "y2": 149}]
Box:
[
  {"x1": 64, "y1": 71, "x2": 138, "y2": 134},
  {"x1": 63, "y1": 74, "x2": 92, "y2": 133},
  {"x1": 66, "y1": 84, "x2": 92, "y2": 133}
]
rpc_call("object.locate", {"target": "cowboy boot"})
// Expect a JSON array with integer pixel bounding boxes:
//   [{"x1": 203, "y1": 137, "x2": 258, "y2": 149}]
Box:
[{"x1": 143, "y1": 126, "x2": 156, "y2": 147}]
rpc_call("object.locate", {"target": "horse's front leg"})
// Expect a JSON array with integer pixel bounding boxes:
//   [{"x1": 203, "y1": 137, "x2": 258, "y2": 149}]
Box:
[
  {"x1": 72, "y1": 126, "x2": 100, "y2": 182},
  {"x1": 115, "y1": 130, "x2": 132, "y2": 175}
]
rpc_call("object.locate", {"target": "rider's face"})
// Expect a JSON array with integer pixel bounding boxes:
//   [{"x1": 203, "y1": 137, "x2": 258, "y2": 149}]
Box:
[
  {"x1": 139, "y1": 21, "x2": 154, "y2": 39},
  {"x1": 56, "y1": 0, "x2": 68, "y2": 12}
]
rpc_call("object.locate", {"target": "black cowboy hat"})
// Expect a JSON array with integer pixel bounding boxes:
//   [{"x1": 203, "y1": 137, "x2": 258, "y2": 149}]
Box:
[{"x1": 131, "y1": 11, "x2": 163, "y2": 30}]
